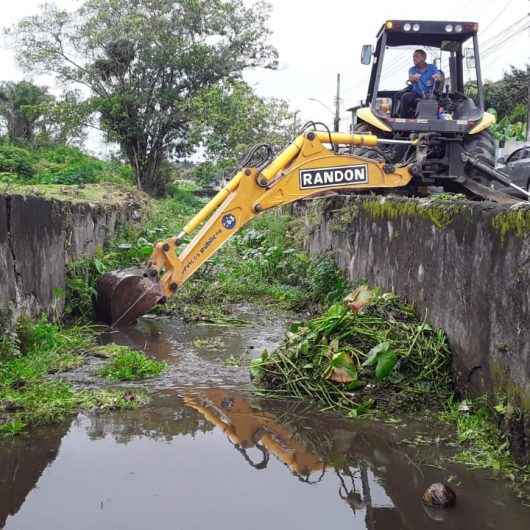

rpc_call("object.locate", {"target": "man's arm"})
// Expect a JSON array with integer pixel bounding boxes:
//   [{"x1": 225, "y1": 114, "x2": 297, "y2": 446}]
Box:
[
  {"x1": 408, "y1": 67, "x2": 421, "y2": 83},
  {"x1": 431, "y1": 64, "x2": 444, "y2": 81}
]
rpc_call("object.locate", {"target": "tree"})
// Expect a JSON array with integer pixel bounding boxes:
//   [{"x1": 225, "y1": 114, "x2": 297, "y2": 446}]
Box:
[
  {"x1": 9, "y1": 0, "x2": 278, "y2": 195},
  {"x1": 484, "y1": 65, "x2": 528, "y2": 122},
  {"x1": 0, "y1": 81, "x2": 90, "y2": 146},
  {"x1": 192, "y1": 80, "x2": 295, "y2": 186},
  {"x1": 0, "y1": 81, "x2": 53, "y2": 144},
  {"x1": 38, "y1": 90, "x2": 92, "y2": 147}
]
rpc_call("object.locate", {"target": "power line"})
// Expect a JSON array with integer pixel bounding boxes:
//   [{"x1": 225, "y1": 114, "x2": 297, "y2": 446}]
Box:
[
  {"x1": 481, "y1": 0, "x2": 514, "y2": 35},
  {"x1": 479, "y1": 14, "x2": 529, "y2": 49},
  {"x1": 481, "y1": 26, "x2": 529, "y2": 69},
  {"x1": 481, "y1": 23, "x2": 529, "y2": 58}
]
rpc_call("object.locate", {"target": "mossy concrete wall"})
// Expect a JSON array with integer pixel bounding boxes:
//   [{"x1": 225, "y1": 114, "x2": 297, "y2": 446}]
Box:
[
  {"x1": 302, "y1": 195, "x2": 530, "y2": 406},
  {"x1": 0, "y1": 189, "x2": 143, "y2": 323}
]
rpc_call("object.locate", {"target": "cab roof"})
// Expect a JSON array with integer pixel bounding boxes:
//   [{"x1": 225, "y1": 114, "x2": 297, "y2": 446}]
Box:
[{"x1": 378, "y1": 20, "x2": 478, "y2": 47}]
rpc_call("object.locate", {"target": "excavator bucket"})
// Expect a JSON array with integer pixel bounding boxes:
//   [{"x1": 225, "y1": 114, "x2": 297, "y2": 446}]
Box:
[{"x1": 95, "y1": 268, "x2": 164, "y2": 327}]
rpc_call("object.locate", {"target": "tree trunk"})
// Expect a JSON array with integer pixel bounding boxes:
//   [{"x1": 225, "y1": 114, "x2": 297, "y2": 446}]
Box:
[
  {"x1": 125, "y1": 141, "x2": 167, "y2": 197},
  {"x1": 141, "y1": 149, "x2": 167, "y2": 197}
]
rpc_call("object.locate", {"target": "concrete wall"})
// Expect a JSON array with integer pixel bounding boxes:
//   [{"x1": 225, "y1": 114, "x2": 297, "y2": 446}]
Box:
[
  {"x1": 0, "y1": 192, "x2": 140, "y2": 323},
  {"x1": 302, "y1": 195, "x2": 529, "y2": 402}
]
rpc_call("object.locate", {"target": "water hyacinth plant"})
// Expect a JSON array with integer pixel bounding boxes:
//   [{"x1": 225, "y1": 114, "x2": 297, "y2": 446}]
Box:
[{"x1": 251, "y1": 286, "x2": 452, "y2": 416}]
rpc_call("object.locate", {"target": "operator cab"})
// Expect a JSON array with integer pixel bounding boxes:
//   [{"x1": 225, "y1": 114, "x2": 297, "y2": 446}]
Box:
[{"x1": 359, "y1": 20, "x2": 485, "y2": 133}]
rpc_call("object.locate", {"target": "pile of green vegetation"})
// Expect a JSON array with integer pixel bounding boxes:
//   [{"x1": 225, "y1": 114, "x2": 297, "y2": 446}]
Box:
[
  {"x1": 250, "y1": 288, "x2": 530, "y2": 490},
  {"x1": 251, "y1": 287, "x2": 452, "y2": 416},
  {"x1": 0, "y1": 318, "x2": 166, "y2": 437},
  {"x1": 0, "y1": 143, "x2": 132, "y2": 186}
]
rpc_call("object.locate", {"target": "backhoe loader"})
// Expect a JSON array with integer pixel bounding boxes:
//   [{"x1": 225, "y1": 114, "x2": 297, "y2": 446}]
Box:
[{"x1": 96, "y1": 124, "x2": 528, "y2": 327}]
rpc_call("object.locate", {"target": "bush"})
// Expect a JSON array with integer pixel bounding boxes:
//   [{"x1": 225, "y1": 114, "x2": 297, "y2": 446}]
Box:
[
  {"x1": 28, "y1": 145, "x2": 134, "y2": 185},
  {"x1": 33, "y1": 146, "x2": 105, "y2": 184},
  {"x1": 0, "y1": 144, "x2": 34, "y2": 177}
]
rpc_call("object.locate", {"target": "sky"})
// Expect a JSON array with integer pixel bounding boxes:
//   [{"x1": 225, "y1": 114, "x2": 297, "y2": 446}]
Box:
[{"x1": 0, "y1": 0, "x2": 528, "y2": 152}]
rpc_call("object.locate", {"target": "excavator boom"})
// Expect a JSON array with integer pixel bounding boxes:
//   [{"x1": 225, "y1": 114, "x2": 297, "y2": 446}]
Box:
[{"x1": 96, "y1": 130, "x2": 416, "y2": 326}]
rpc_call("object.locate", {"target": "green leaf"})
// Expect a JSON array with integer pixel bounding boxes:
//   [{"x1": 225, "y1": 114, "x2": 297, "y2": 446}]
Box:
[
  {"x1": 249, "y1": 351, "x2": 269, "y2": 379},
  {"x1": 52, "y1": 287, "x2": 65, "y2": 299},
  {"x1": 249, "y1": 358, "x2": 264, "y2": 379},
  {"x1": 375, "y1": 350, "x2": 398, "y2": 380},
  {"x1": 297, "y1": 339, "x2": 309, "y2": 356},
  {"x1": 362, "y1": 341, "x2": 390, "y2": 367},
  {"x1": 345, "y1": 380, "x2": 365, "y2": 391},
  {"x1": 289, "y1": 321, "x2": 304, "y2": 333},
  {"x1": 93, "y1": 258, "x2": 107, "y2": 274}
]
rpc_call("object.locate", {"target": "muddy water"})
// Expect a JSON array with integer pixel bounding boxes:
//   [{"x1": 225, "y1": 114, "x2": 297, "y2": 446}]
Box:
[{"x1": 1, "y1": 306, "x2": 529, "y2": 530}]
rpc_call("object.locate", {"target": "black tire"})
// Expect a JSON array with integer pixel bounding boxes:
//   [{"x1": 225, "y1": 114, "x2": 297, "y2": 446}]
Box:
[{"x1": 463, "y1": 129, "x2": 496, "y2": 185}]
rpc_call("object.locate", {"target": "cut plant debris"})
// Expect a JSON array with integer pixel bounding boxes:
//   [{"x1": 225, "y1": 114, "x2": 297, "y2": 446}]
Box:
[{"x1": 251, "y1": 286, "x2": 452, "y2": 416}]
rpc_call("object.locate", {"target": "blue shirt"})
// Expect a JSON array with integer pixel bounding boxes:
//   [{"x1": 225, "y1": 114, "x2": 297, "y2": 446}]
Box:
[{"x1": 409, "y1": 64, "x2": 440, "y2": 96}]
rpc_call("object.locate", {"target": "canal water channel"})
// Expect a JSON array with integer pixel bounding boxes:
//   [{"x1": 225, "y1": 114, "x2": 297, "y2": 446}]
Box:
[{"x1": 1, "y1": 306, "x2": 529, "y2": 529}]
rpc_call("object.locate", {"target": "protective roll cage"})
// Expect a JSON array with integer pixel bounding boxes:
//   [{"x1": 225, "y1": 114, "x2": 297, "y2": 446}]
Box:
[{"x1": 365, "y1": 21, "x2": 484, "y2": 129}]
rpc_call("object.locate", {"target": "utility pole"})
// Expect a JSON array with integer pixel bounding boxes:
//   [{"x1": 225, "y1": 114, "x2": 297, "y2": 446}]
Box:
[
  {"x1": 526, "y1": 72, "x2": 530, "y2": 143},
  {"x1": 292, "y1": 110, "x2": 301, "y2": 136},
  {"x1": 334, "y1": 73, "x2": 341, "y2": 132}
]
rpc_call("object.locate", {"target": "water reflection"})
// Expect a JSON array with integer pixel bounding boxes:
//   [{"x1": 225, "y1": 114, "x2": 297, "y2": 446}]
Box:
[
  {"x1": 3, "y1": 300, "x2": 530, "y2": 529},
  {"x1": 183, "y1": 390, "x2": 325, "y2": 479},
  {"x1": 0, "y1": 422, "x2": 71, "y2": 528},
  {"x1": 181, "y1": 389, "x2": 421, "y2": 528},
  {"x1": 179, "y1": 388, "x2": 529, "y2": 530},
  {"x1": 2, "y1": 389, "x2": 529, "y2": 529},
  {"x1": 84, "y1": 396, "x2": 213, "y2": 444}
]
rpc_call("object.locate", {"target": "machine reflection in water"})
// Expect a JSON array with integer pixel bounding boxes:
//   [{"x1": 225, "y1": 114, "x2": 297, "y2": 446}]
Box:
[{"x1": 183, "y1": 388, "x2": 432, "y2": 528}]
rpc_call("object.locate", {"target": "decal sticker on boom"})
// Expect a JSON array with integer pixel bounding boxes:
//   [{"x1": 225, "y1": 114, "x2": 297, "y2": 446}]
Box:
[{"x1": 299, "y1": 165, "x2": 368, "y2": 189}]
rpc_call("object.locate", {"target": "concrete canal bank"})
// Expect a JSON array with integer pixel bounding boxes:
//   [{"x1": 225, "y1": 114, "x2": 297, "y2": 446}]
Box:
[
  {"x1": 0, "y1": 185, "x2": 144, "y2": 323},
  {"x1": 301, "y1": 195, "x2": 529, "y2": 457}
]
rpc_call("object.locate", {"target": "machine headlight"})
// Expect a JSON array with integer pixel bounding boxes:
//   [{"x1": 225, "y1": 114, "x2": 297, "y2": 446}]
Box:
[
  {"x1": 455, "y1": 24, "x2": 463, "y2": 32},
  {"x1": 403, "y1": 23, "x2": 412, "y2": 31},
  {"x1": 445, "y1": 24, "x2": 454, "y2": 32},
  {"x1": 412, "y1": 23, "x2": 420, "y2": 31}
]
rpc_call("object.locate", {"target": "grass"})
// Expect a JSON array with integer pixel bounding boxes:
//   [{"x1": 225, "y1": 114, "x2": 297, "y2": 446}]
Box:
[
  {"x1": 0, "y1": 317, "x2": 148, "y2": 437},
  {"x1": 440, "y1": 397, "x2": 530, "y2": 498},
  {"x1": 98, "y1": 345, "x2": 167, "y2": 381},
  {"x1": 166, "y1": 212, "x2": 349, "y2": 320},
  {"x1": 441, "y1": 398, "x2": 516, "y2": 473}
]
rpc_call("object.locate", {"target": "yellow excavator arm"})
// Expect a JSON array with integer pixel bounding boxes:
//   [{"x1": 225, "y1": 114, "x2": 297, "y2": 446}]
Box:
[
  {"x1": 96, "y1": 130, "x2": 414, "y2": 326},
  {"x1": 151, "y1": 131, "x2": 412, "y2": 296}
]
